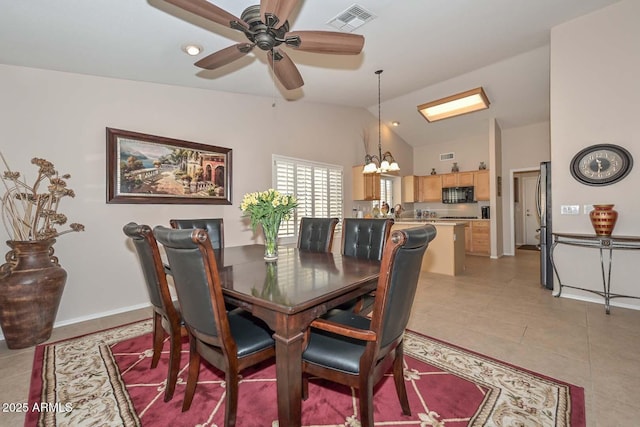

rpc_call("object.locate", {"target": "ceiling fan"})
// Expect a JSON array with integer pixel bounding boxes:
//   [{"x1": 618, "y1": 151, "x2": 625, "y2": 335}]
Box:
[{"x1": 164, "y1": 0, "x2": 365, "y2": 90}]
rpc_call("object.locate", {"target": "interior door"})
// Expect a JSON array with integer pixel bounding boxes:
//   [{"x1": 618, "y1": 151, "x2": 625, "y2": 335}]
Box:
[{"x1": 523, "y1": 176, "x2": 540, "y2": 245}]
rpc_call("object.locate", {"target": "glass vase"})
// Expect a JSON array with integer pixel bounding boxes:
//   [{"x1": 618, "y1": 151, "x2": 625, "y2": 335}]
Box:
[{"x1": 262, "y1": 221, "x2": 280, "y2": 261}]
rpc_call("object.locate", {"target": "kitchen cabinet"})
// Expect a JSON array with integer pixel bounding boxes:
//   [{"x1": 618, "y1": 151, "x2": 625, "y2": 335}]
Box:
[
  {"x1": 468, "y1": 220, "x2": 490, "y2": 256},
  {"x1": 419, "y1": 175, "x2": 442, "y2": 202},
  {"x1": 401, "y1": 175, "x2": 419, "y2": 203},
  {"x1": 475, "y1": 170, "x2": 490, "y2": 201},
  {"x1": 392, "y1": 221, "x2": 465, "y2": 275},
  {"x1": 352, "y1": 166, "x2": 380, "y2": 200},
  {"x1": 441, "y1": 171, "x2": 475, "y2": 188},
  {"x1": 463, "y1": 222, "x2": 471, "y2": 252}
]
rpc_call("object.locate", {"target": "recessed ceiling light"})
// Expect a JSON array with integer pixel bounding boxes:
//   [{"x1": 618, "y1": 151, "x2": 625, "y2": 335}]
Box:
[
  {"x1": 181, "y1": 44, "x2": 202, "y2": 56},
  {"x1": 391, "y1": 121, "x2": 400, "y2": 127}
]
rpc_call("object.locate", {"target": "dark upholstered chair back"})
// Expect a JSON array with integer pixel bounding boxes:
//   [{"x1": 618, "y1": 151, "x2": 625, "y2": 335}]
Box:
[
  {"x1": 341, "y1": 218, "x2": 394, "y2": 261},
  {"x1": 374, "y1": 225, "x2": 437, "y2": 347},
  {"x1": 123, "y1": 222, "x2": 172, "y2": 314},
  {"x1": 153, "y1": 226, "x2": 275, "y2": 421},
  {"x1": 153, "y1": 226, "x2": 224, "y2": 339},
  {"x1": 301, "y1": 225, "x2": 437, "y2": 427},
  {"x1": 123, "y1": 222, "x2": 184, "y2": 402},
  {"x1": 170, "y1": 218, "x2": 224, "y2": 250},
  {"x1": 297, "y1": 217, "x2": 339, "y2": 253}
]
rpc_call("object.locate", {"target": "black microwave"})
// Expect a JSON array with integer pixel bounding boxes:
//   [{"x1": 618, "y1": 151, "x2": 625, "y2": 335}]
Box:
[{"x1": 442, "y1": 186, "x2": 475, "y2": 204}]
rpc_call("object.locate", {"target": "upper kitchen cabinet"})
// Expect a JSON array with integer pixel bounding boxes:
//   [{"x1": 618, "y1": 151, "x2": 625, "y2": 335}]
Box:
[
  {"x1": 441, "y1": 171, "x2": 475, "y2": 188},
  {"x1": 475, "y1": 170, "x2": 490, "y2": 201},
  {"x1": 352, "y1": 166, "x2": 381, "y2": 200},
  {"x1": 401, "y1": 175, "x2": 419, "y2": 203},
  {"x1": 419, "y1": 175, "x2": 442, "y2": 202}
]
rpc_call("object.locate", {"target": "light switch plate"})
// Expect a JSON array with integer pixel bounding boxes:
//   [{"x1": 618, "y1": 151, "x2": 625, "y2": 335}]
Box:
[{"x1": 560, "y1": 205, "x2": 580, "y2": 215}]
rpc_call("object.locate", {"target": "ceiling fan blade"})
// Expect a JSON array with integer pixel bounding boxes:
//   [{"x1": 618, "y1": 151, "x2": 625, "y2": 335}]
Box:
[
  {"x1": 260, "y1": 0, "x2": 298, "y2": 28},
  {"x1": 164, "y1": 0, "x2": 246, "y2": 29},
  {"x1": 285, "y1": 31, "x2": 365, "y2": 55},
  {"x1": 194, "y1": 43, "x2": 254, "y2": 70},
  {"x1": 268, "y1": 50, "x2": 304, "y2": 90}
]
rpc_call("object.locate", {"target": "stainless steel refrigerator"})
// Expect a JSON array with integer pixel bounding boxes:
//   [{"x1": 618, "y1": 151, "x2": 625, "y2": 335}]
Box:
[{"x1": 536, "y1": 161, "x2": 553, "y2": 289}]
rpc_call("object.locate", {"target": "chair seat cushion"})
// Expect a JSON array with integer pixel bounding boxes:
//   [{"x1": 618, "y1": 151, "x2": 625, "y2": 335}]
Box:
[
  {"x1": 303, "y1": 310, "x2": 371, "y2": 374},
  {"x1": 227, "y1": 309, "x2": 274, "y2": 357}
]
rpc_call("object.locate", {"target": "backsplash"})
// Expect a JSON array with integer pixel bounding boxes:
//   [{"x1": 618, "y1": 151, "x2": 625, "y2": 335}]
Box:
[{"x1": 410, "y1": 202, "x2": 489, "y2": 219}]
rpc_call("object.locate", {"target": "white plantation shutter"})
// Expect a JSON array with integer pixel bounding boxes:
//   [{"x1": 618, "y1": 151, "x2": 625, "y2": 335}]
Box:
[
  {"x1": 380, "y1": 177, "x2": 394, "y2": 207},
  {"x1": 274, "y1": 160, "x2": 297, "y2": 236},
  {"x1": 273, "y1": 156, "x2": 344, "y2": 238}
]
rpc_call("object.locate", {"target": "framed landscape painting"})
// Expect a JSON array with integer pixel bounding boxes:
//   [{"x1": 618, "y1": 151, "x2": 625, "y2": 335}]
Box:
[{"x1": 106, "y1": 128, "x2": 232, "y2": 204}]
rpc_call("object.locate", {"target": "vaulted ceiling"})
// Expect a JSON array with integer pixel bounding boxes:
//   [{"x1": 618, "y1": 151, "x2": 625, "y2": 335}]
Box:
[{"x1": 0, "y1": 0, "x2": 620, "y2": 146}]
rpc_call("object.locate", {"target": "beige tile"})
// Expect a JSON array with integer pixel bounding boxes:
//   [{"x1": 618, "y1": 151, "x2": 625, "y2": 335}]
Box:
[{"x1": 592, "y1": 391, "x2": 640, "y2": 427}]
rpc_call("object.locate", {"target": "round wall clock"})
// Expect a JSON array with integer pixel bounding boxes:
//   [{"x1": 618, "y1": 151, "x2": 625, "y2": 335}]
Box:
[{"x1": 570, "y1": 144, "x2": 633, "y2": 186}]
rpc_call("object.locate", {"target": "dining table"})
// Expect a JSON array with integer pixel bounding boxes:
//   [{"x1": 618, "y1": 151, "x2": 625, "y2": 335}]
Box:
[{"x1": 211, "y1": 244, "x2": 381, "y2": 427}]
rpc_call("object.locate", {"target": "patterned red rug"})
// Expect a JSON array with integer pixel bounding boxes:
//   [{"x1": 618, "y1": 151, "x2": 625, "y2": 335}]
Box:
[{"x1": 26, "y1": 319, "x2": 585, "y2": 426}]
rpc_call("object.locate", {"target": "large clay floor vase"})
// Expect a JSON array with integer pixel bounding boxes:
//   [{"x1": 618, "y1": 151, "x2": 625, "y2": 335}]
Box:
[
  {"x1": 0, "y1": 239, "x2": 67, "y2": 349},
  {"x1": 589, "y1": 204, "x2": 618, "y2": 236}
]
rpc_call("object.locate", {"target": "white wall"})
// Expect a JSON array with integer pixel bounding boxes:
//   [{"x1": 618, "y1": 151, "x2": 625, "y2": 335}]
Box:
[
  {"x1": 0, "y1": 64, "x2": 413, "y2": 327},
  {"x1": 413, "y1": 133, "x2": 490, "y2": 176},
  {"x1": 501, "y1": 121, "x2": 551, "y2": 252},
  {"x1": 550, "y1": 0, "x2": 640, "y2": 309}
]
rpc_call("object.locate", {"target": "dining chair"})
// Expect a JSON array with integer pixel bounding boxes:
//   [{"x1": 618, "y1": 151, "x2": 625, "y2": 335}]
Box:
[
  {"x1": 301, "y1": 224, "x2": 437, "y2": 427},
  {"x1": 169, "y1": 218, "x2": 236, "y2": 311},
  {"x1": 297, "y1": 217, "x2": 339, "y2": 253},
  {"x1": 122, "y1": 222, "x2": 186, "y2": 402},
  {"x1": 335, "y1": 218, "x2": 394, "y2": 314},
  {"x1": 169, "y1": 218, "x2": 224, "y2": 250},
  {"x1": 152, "y1": 226, "x2": 275, "y2": 425}
]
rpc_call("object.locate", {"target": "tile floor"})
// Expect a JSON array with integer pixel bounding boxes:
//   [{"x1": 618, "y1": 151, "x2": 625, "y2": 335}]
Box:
[{"x1": 1, "y1": 249, "x2": 639, "y2": 426}]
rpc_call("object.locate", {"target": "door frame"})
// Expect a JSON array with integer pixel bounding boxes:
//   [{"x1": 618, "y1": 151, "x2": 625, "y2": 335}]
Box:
[
  {"x1": 521, "y1": 174, "x2": 540, "y2": 245},
  {"x1": 508, "y1": 166, "x2": 539, "y2": 256}
]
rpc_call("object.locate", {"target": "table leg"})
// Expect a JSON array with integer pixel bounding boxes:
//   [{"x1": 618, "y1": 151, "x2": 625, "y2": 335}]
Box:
[
  {"x1": 550, "y1": 240, "x2": 563, "y2": 297},
  {"x1": 599, "y1": 247, "x2": 614, "y2": 314},
  {"x1": 273, "y1": 329, "x2": 305, "y2": 427}
]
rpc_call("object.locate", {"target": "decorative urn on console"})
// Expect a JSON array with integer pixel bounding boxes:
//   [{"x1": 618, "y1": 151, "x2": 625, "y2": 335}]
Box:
[
  {"x1": 240, "y1": 189, "x2": 297, "y2": 261},
  {"x1": 0, "y1": 153, "x2": 84, "y2": 349},
  {"x1": 589, "y1": 204, "x2": 618, "y2": 236}
]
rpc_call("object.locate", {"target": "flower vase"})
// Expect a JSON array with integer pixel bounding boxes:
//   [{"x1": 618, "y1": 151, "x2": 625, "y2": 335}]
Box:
[
  {"x1": 262, "y1": 220, "x2": 281, "y2": 261},
  {"x1": 589, "y1": 204, "x2": 618, "y2": 236},
  {"x1": 0, "y1": 239, "x2": 67, "y2": 349}
]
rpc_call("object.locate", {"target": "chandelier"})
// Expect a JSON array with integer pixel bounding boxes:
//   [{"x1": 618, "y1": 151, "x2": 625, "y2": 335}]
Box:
[{"x1": 363, "y1": 70, "x2": 400, "y2": 174}]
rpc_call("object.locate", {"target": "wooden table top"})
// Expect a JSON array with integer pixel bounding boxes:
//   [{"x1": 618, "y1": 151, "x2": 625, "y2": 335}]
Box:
[{"x1": 214, "y1": 245, "x2": 381, "y2": 314}]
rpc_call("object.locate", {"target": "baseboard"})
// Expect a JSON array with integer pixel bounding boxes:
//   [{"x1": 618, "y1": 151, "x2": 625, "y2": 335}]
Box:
[{"x1": 0, "y1": 302, "x2": 151, "y2": 343}]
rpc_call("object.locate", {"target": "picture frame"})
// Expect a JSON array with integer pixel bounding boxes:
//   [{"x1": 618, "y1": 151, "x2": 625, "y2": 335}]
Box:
[{"x1": 106, "y1": 128, "x2": 232, "y2": 204}]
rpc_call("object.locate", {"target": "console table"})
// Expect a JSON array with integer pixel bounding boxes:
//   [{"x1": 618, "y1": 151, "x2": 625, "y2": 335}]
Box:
[{"x1": 550, "y1": 233, "x2": 640, "y2": 314}]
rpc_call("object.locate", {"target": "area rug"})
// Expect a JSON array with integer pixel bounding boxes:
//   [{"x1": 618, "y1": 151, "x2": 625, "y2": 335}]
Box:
[{"x1": 26, "y1": 319, "x2": 585, "y2": 426}]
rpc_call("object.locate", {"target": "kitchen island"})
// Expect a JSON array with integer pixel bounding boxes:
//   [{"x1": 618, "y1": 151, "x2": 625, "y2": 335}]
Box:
[{"x1": 392, "y1": 220, "x2": 466, "y2": 276}]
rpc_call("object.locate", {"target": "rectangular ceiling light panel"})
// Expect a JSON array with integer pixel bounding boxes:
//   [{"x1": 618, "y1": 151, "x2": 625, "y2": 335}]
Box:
[{"x1": 417, "y1": 87, "x2": 490, "y2": 123}]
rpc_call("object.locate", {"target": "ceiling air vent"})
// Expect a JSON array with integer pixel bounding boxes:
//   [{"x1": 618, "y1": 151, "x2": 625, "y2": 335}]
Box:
[
  {"x1": 327, "y1": 4, "x2": 376, "y2": 32},
  {"x1": 440, "y1": 152, "x2": 455, "y2": 161}
]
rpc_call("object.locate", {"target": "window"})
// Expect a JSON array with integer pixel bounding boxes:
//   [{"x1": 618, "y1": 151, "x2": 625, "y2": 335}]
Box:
[
  {"x1": 380, "y1": 176, "x2": 394, "y2": 208},
  {"x1": 273, "y1": 155, "x2": 343, "y2": 240}
]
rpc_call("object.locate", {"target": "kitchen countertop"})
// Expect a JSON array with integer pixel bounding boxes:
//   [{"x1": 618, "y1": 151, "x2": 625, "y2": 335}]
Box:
[{"x1": 395, "y1": 219, "x2": 489, "y2": 224}]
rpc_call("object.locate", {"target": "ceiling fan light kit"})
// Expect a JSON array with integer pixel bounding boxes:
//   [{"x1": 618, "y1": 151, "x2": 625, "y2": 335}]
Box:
[
  {"x1": 417, "y1": 87, "x2": 490, "y2": 122},
  {"x1": 363, "y1": 70, "x2": 400, "y2": 175},
  {"x1": 163, "y1": 0, "x2": 365, "y2": 91}
]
